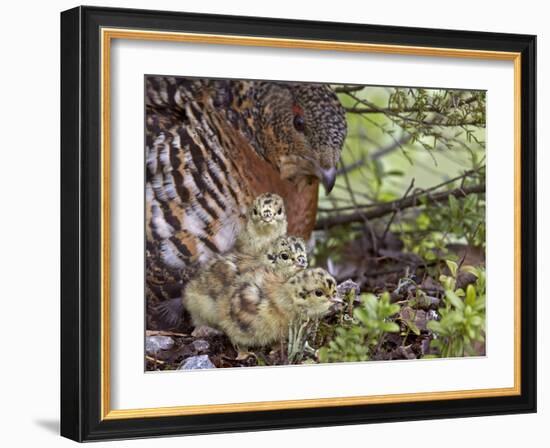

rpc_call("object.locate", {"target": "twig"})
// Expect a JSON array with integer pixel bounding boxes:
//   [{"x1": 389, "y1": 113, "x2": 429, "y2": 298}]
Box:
[
  {"x1": 415, "y1": 167, "x2": 484, "y2": 196},
  {"x1": 334, "y1": 85, "x2": 365, "y2": 94},
  {"x1": 344, "y1": 93, "x2": 485, "y2": 127},
  {"x1": 287, "y1": 317, "x2": 313, "y2": 364},
  {"x1": 457, "y1": 221, "x2": 482, "y2": 270},
  {"x1": 145, "y1": 330, "x2": 187, "y2": 337},
  {"x1": 345, "y1": 106, "x2": 444, "y2": 114},
  {"x1": 381, "y1": 178, "x2": 415, "y2": 243},
  {"x1": 315, "y1": 183, "x2": 484, "y2": 229},
  {"x1": 319, "y1": 166, "x2": 484, "y2": 215},
  {"x1": 370, "y1": 131, "x2": 413, "y2": 160},
  {"x1": 336, "y1": 157, "x2": 366, "y2": 176},
  {"x1": 318, "y1": 203, "x2": 377, "y2": 213},
  {"x1": 340, "y1": 155, "x2": 378, "y2": 253},
  {"x1": 145, "y1": 355, "x2": 165, "y2": 365}
]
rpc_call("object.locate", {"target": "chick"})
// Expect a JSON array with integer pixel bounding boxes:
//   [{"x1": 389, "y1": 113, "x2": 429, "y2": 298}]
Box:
[
  {"x1": 286, "y1": 267, "x2": 339, "y2": 320},
  {"x1": 184, "y1": 235, "x2": 308, "y2": 330},
  {"x1": 242, "y1": 235, "x2": 308, "y2": 277},
  {"x1": 269, "y1": 235, "x2": 308, "y2": 272},
  {"x1": 234, "y1": 193, "x2": 287, "y2": 256},
  {"x1": 217, "y1": 267, "x2": 338, "y2": 348}
]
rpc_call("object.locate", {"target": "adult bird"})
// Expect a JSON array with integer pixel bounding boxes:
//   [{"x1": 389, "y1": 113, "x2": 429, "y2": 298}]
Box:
[{"x1": 145, "y1": 76, "x2": 347, "y2": 310}]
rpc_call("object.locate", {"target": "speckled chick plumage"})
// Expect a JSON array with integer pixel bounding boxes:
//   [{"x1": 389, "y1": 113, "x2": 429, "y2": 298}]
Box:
[
  {"x1": 267, "y1": 235, "x2": 308, "y2": 275},
  {"x1": 285, "y1": 267, "x2": 338, "y2": 320},
  {"x1": 184, "y1": 234, "x2": 309, "y2": 331},
  {"x1": 217, "y1": 267, "x2": 337, "y2": 348},
  {"x1": 234, "y1": 193, "x2": 287, "y2": 256}
]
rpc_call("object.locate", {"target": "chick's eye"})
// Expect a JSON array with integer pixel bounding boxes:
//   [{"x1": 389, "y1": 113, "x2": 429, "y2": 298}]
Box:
[
  {"x1": 281, "y1": 253, "x2": 289, "y2": 260},
  {"x1": 315, "y1": 290, "x2": 324, "y2": 297},
  {"x1": 277, "y1": 208, "x2": 282, "y2": 215},
  {"x1": 253, "y1": 208, "x2": 258, "y2": 215},
  {"x1": 293, "y1": 114, "x2": 305, "y2": 132}
]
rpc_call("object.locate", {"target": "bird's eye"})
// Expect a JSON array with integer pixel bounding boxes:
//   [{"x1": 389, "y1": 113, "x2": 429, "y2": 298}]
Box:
[
  {"x1": 281, "y1": 253, "x2": 289, "y2": 260},
  {"x1": 253, "y1": 208, "x2": 258, "y2": 215},
  {"x1": 277, "y1": 208, "x2": 282, "y2": 215},
  {"x1": 293, "y1": 114, "x2": 305, "y2": 133},
  {"x1": 315, "y1": 290, "x2": 324, "y2": 297}
]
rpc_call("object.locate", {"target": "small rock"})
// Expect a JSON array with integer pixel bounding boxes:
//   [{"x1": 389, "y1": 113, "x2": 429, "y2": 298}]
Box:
[
  {"x1": 179, "y1": 355, "x2": 216, "y2": 370},
  {"x1": 420, "y1": 276, "x2": 444, "y2": 293},
  {"x1": 413, "y1": 293, "x2": 441, "y2": 310},
  {"x1": 427, "y1": 309, "x2": 439, "y2": 321},
  {"x1": 336, "y1": 279, "x2": 360, "y2": 300},
  {"x1": 145, "y1": 336, "x2": 174, "y2": 355},
  {"x1": 420, "y1": 337, "x2": 431, "y2": 355},
  {"x1": 390, "y1": 346, "x2": 417, "y2": 360},
  {"x1": 192, "y1": 339, "x2": 210, "y2": 353},
  {"x1": 400, "y1": 307, "x2": 429, "y2": 331}
]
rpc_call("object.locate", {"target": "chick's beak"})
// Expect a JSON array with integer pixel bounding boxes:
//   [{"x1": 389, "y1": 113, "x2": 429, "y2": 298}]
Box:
[
  {"x1": 320, "y1": 167, "x2": 337, "y2": 194},
  {"x1": 328, "y1": 294, "x2": 344, "y2": 312}
]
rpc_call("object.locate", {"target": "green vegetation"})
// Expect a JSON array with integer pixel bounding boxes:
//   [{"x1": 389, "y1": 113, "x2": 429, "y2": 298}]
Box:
[
  {"x1": 319, "y1": 292, "x2": 400, "y2": 363},
  {"x1": 310, "y1": 85, "x2": 487, "y2": 364},
  {"x1": 427, "y1": 261, "x2": 486, "y2": 358}
]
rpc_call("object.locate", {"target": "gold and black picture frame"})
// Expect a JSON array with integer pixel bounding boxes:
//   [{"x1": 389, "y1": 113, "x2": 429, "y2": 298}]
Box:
[{"x1": 60, "y1": 6, "x2": 536, "y2": 441}]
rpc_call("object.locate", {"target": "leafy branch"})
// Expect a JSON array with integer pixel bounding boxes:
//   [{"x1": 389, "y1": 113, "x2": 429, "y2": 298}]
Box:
[{"x1": 316, "y1": 182, "x2": 484, "y2": 229}]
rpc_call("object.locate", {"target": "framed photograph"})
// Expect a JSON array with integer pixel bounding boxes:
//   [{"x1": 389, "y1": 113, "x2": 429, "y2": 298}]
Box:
[{"x1": 60, "y1": 6, "x2": 536, "y2": 441}]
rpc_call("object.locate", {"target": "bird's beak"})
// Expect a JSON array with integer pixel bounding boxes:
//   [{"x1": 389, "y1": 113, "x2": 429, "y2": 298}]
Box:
[
  {"x1": 261, "y1": 210, "x2": 273, "y2": 223},
  {"x1": 329, "y1": 295, "x2": 344, "y2": 304},
  {"x1": 320, "y1": 167, "x2": 337, "y2": 194}
]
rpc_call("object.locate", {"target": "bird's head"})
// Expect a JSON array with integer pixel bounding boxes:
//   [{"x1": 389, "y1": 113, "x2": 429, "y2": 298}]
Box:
[
  {"x1": 248, "y1": 193, "x2": 287, "y2": 228},
  {"x1": 287, "y1": 268, "x2": 338, "y2": 318},
  {"x1": 267, "y1": 235, "x2": 308, "y2": 275},
  {"x1": 256, "y1": 83, "x2": 347, "y2": 194}
]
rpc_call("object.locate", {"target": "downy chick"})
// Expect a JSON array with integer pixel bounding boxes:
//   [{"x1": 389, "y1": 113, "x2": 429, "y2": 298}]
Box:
[
  {"x1": 234, "y1": 193, "x2": 287, "y2": 256},
  {"x1": 184, "y1": 235, "x2": 308, "y2": 330},
  {"x1": 218, "y1": 267, "x2": 338, "y2": 348},
  {"x1": 287, "y1": 267, "x2": 338, "y2": 319},
  {"x1": 244, "y1": 235, "x2": 308, "y2": 276}
]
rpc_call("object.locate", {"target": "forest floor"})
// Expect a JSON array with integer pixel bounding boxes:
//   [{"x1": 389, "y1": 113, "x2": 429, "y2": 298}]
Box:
[{"x1": 145, "y1": 238, "x2": 485, "y2": 371}]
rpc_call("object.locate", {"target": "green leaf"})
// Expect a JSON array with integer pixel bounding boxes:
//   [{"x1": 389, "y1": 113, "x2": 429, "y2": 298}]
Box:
[
  {"x1": 446, "y1": 311, "x2": 465, "y2": 326},
  {"x1": 416, "y1": 213, "x2": 431, "y2": 230},
  {"x1": 380, "y1": 322, "x2": 400, "y2": 333},
  {"x1": 445, "y1": 290, "x2": 464, "y2": 310},
  {"x1": 446, "y1": 260, "x2": 458, "y2": 278},
  {"x1": 404, "y1": 320, "x2": 421, "y2": 336},
  {"x1": 387, "y1": 304, "x2": 401, "y2": 316},
  {"x1": 353, "y1": 307, "x2": 369, "y2": 325},
  {"x1": 448, "y1": 195, "x2": 459, "y2": 215},
  {"x1": 385, "y1": 170, "x2": 405, "y2": 177},
  {"x1": 427, "y1": 321, "x2": 442, "y2": 333},
  {"x1": 469, "y1": 315, "x2": 483, "y2": 327},
  {"x1": 465, "y1": 284, "x2": 476, "y2": 307}
]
